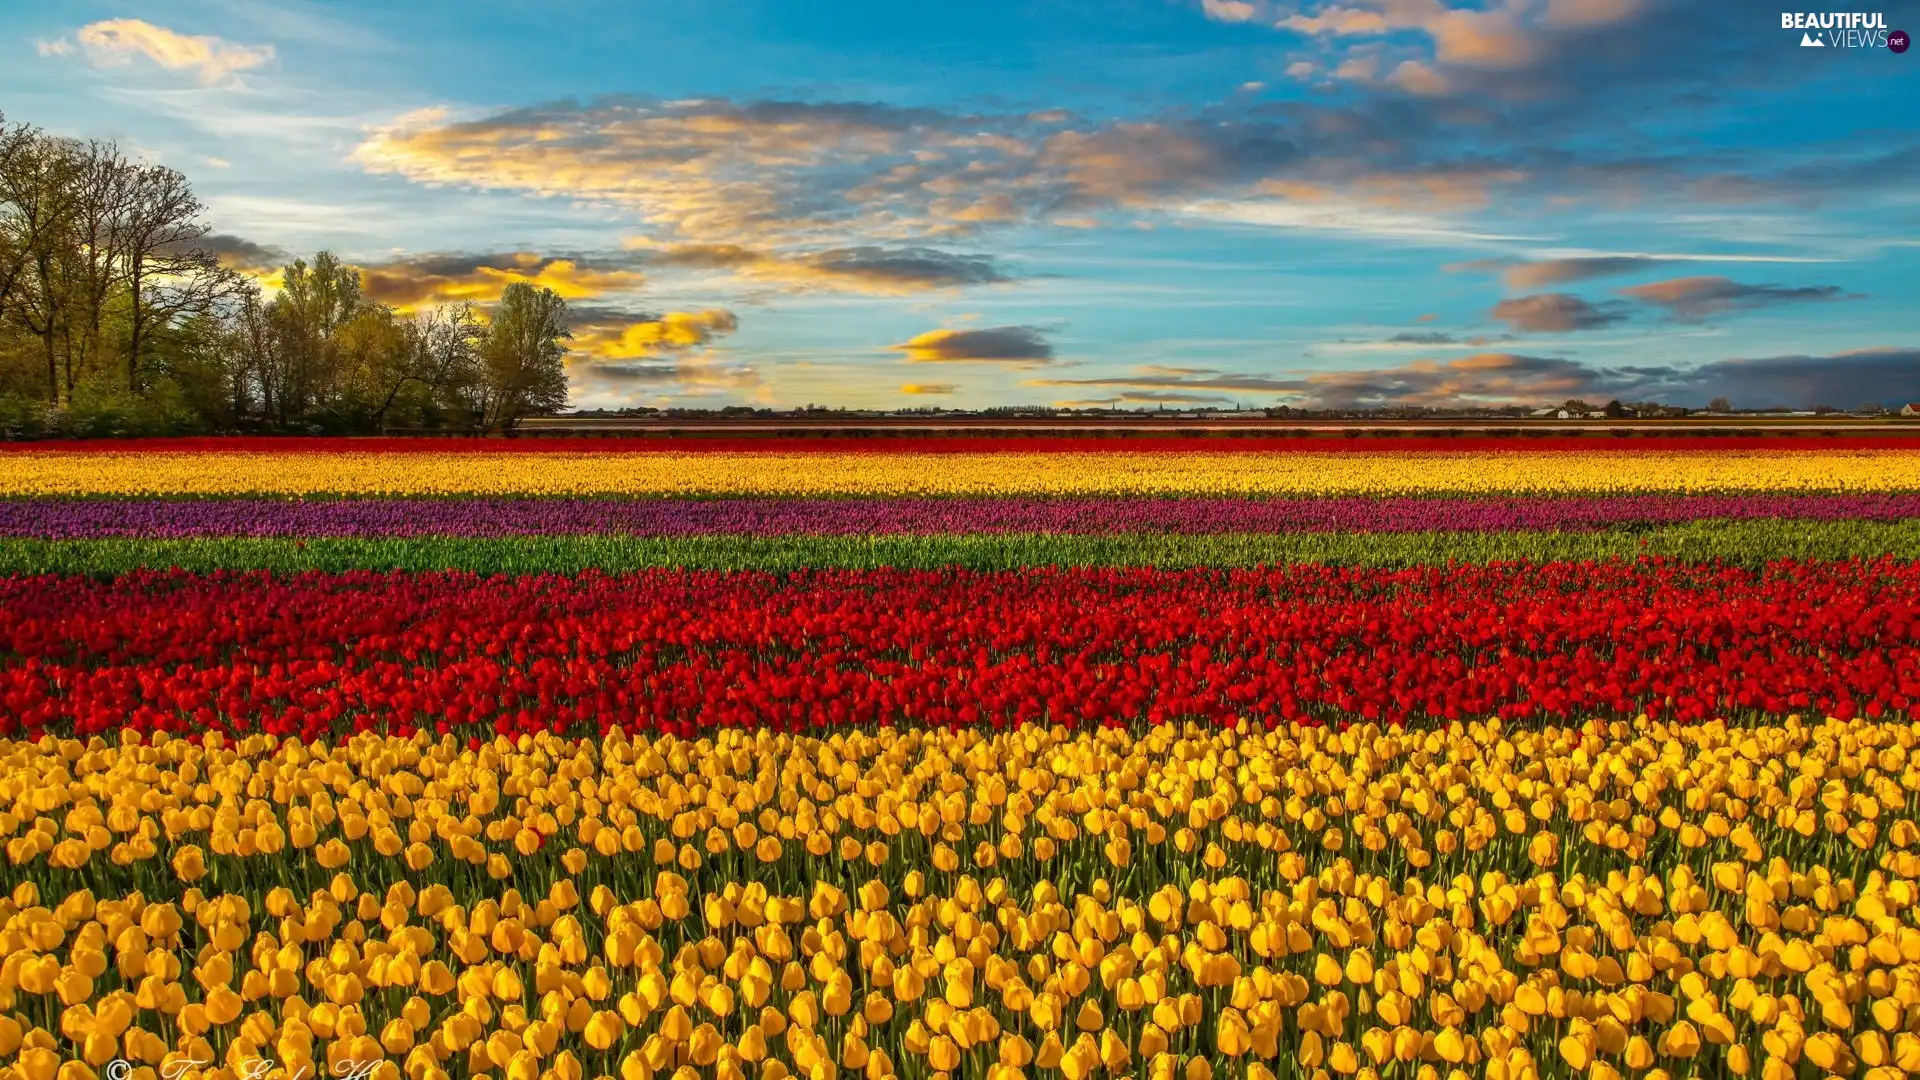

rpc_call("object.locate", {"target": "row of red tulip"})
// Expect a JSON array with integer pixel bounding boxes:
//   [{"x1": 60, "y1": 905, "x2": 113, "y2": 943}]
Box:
[{"x1": 2, "y1": 560, "x2": 1916, "y2": 739}]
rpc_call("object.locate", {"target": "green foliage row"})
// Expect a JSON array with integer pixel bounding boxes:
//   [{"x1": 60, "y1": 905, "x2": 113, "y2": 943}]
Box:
[{"x1": 4, "y1": 520, "x2": 1919, "y2": 575}]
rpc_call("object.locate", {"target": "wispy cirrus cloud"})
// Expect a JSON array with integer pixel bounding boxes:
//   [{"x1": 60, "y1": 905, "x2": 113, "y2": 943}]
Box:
[
  {"x1": 1026, "y1": 367, "x2": 1302, "y2": 393},
  {"x1": 636, "y1": 242, "x2": 1008, "y2": 295},
  {"x1": 1055, "y1": 390, "x2": 1237, "y2": 407}
]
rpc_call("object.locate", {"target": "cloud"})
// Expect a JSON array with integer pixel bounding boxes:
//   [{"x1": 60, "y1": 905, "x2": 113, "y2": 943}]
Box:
[
  {"x1": 1038, "y1": 121, "x2": 1299, "y2": 207},
  {"x1": 1259, "y1": 0, "x2": 1603, "y2": 71},
  {"x1": 900, "y1": 383, "x2": 957, "y2": 395},
  {"x1": 1194, "y1": 1, "x2": 1913, "y2": 222},
  {"x1": 1664, "y1": 348, "x2": 1920, "y2": 408},
  {"x1": 1027, "y1": 367, "x2": 1303, "y2": 393},
  {"x1": 1616, "y1": 276, "x2": 1853, "y2": 320},
  {"x1": 1137, "y1": 365, "x2": 1225, "y2": 377},
  {"x1": 355, "y1": 98, "x2": 1011, "y2": 246},
  {"x1": 1490, "y1": 292, "x2": 1630, "y2": 332},
  {"x1": 1056, "y1": 390, "x2": 1236, "y2": 407},
  {"x1": 893, "y1": 326, "x2": 1056, "y2": 364},
  {"x1": 1543, "y1": 0, "x2": 1648, "y2": 29},
  {"x1": 351, "y1": 96, "x2": 1515, "y2": 256},
  {"x1": 1203, "y1": 0, "x2": 1261, "y2": 21},
  {"x1": 356, "y1": 253, "x2": 647, "y2": 310},
  {"x1": 1280, "y1": 353, "x2": 1617, "y2": 408},
  {"x1": 1161, "y1": 345, "x2": 1920, "y2": 410},
  {"x1": 1026, "y1": 353, "x2": 1601, "y2": 409},
  {"x1": 1238, "y1": 0, "x2": 1733, "y2": 105},
  {"x1": 570, "y1": 354, "x2": 763, "y2": 399},
  {"x1": 1187, "y1": 195, "x2": 1540, "y2": 244},
  {"x1": 793, "y1": 247, "x2": 1005, "y2": 291},
  {"x1": 1321, "y1": 332, "x2": 1518, "y2": 354},
  {"x1": 1030, "y1": 355, "x2": 1602, "y2": 408},
  {"x1": 352, "y1": 76, "x2": 1920, "y2": 274},
  {"x1": 1505, "y1": 257, "x2": 1670, "y2": 288},
  {"x1": 195, "y1": 233, "x2": 286, "y2": 274},
  {"x1": 570, "y1": 308, "x2": 740, "y2": 360},
  {"x1": 643, "y1": 243, "x2": 1007, "y2": 295},
  {"x1": 55, "y1": 19, "x2": 275, "y2": 85},
  {"x1": 1450, "y1": 256, "x2": 1673, "y2": 289},
  {"x1": 1026, "y1": 343, "x2": 1920, "y2": 411},
  {"x1": 566, "y1": 311, "x2": 757, "y2": 402},
  {"x1": 156, "y1": 233, "x2": 286, "y2": 278}
]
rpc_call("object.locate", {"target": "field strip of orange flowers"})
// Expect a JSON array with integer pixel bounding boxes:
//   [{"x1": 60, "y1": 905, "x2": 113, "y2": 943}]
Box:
[{"x1": 1, "y1": 435, "x2": 1919, "y2": 1080}]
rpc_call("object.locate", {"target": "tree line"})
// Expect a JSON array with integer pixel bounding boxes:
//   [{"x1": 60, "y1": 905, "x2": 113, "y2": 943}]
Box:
[{"x1": 0, "y1": 109, "x2": 571, "y2": 437}]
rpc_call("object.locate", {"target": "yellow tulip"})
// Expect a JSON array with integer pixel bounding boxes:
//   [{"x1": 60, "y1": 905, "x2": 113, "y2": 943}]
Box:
[
  {"x1": 171, "y1": 846, "x2": 206, "y2": 882},
  {"x1": 928, "y1": 1036, "x2": 961, "y2": 1072},
  {"x1": 584, "y1": 1011, "x2": 625, "y2": 1051},
  {"x1": 1657, "y1": 1022, "x2": 1701, "y2": 1059}
]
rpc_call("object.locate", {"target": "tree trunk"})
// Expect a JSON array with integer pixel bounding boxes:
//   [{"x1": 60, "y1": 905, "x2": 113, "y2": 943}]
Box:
[{"x1": 127, "y1": 265, "x2": 143, "y2": 393}]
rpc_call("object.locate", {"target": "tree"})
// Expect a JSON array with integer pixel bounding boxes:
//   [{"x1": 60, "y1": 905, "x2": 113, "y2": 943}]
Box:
[
  {"x1": 0, "y1": 105, "x2": 666, "y2": 436},
  {"x1": 476, "y1": 282, "x2": 570, "y2": 430},
  {"x1": 1708, "y1": 397, "x2": 1733, "y2": 412},
  {"x1": 50, "y1": 140, "x2": 134, "y2": 400},
  {"x1": 120, "y1": 163, "x2": 235, "y2": 393},
  {"x1": 1, "y1": 133, "x2": 81, "y2": 401},
  {"x1": 339, "y1": 301, "x2": 484, "y2": 429},
  {"x1": 0, "y1": 111, "x2": 45, "y2": 334},
  {"x1": 406, "y1": 305, "x2": 485, "y2": 429},
  {"x1": 1603, "y1": 399, "x2": 1628, "y2": 418},
  {"x1": 267, "y1": 251, "x2": 361, "y2": 423}
]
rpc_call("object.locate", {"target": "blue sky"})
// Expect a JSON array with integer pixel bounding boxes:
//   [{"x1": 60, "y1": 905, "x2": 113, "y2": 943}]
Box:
[{"x1": 5, "y1": 0, "x2": 1918, "y2": 410}]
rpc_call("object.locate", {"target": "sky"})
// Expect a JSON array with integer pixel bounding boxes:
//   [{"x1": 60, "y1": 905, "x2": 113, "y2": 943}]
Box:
[{"x1": 5, "y1": 0, "x2": 1918, "y2": 411}]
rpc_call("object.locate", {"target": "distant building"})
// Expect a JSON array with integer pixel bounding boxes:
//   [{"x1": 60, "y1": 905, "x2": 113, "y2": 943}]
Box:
[{"x1": 1902, "y1": 403, "x2": 1920, "y2": 417}]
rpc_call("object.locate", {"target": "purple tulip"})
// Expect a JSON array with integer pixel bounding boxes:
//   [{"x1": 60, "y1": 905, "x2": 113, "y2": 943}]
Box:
[{"x1": 4, "y1": 494, "x2": 1918, "y2": 538}]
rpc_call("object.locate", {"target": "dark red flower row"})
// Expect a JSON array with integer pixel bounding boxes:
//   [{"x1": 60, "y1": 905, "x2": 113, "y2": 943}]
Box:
[
  {"x1": 7, "y1": 434, "x2": 1920, "y2": 454},
  {"x1": 3, "y1": 560, "x2": 1916, "y2": 740}
]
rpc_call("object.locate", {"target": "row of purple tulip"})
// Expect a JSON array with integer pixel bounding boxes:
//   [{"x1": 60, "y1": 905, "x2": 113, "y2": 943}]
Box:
[{"x1": 6, "y1": 493, "x2": 1920, "y2": 538}]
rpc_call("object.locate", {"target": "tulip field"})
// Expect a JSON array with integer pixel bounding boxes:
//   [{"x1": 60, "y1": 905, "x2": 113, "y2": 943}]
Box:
[{"x1": 2, "y1": 433, "x2": 1920, "y2": 1080}]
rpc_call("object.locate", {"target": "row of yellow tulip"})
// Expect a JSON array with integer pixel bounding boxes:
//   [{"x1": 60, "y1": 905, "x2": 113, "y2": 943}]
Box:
[
  {"x1": 1, "y1": 717, "x2": 1917, "y2": 1080},
  {"x1": 5, "y1": 451, "x2": 1920, "y2": 496}
]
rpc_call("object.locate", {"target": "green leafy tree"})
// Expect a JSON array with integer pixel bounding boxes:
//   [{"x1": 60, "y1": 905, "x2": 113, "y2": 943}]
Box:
[{"x1": 477, "y1": 282, "x2": 570, "y2": 431}]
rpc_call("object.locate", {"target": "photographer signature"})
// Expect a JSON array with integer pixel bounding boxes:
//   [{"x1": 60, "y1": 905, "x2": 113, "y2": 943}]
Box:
[{"x1": 107, "y1": 1058, "x2": 385, "y2": 1080}]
